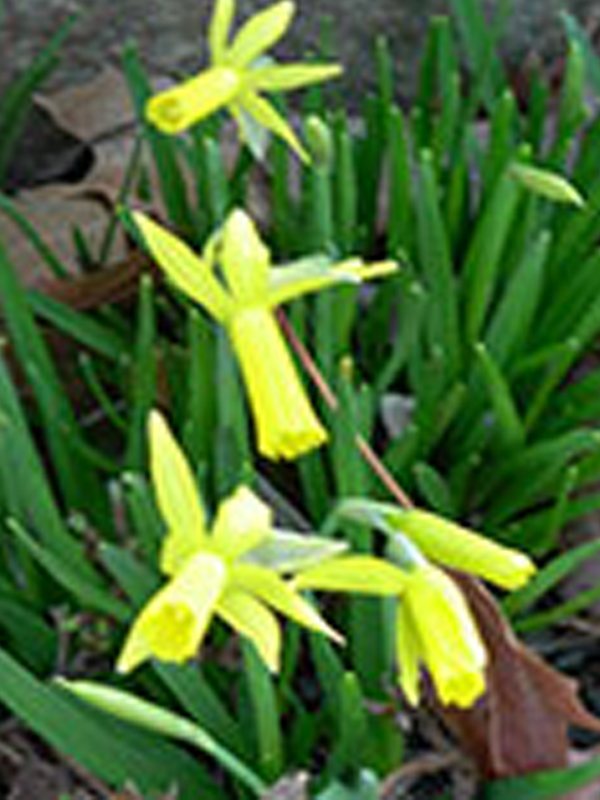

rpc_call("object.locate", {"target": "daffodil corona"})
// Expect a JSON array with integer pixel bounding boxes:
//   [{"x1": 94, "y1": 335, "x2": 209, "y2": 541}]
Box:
[
  {"x1": 134, "y1": 209, "x2": 396, "y2": 460},
  {"x1": 117, "y1": 411, "x2": 344, "y2": 674},
  {"x1": 395, "y1": 564, "x2": 487, "y2": 708},
  {"x1": 146, "y1": 0, "x2": 342, "y2": 160}
]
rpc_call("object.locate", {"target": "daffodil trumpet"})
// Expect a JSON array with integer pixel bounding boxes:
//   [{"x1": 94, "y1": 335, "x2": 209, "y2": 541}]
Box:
[
  {"x1": 117, "y1": 410, "x2": 347, "y2": 674},
  {"x1": 146, "y1": 0, "x2": 342, "y2": 160},
  {"x1": 133, "y1": 208, "x2": 397, "y2": 460}
]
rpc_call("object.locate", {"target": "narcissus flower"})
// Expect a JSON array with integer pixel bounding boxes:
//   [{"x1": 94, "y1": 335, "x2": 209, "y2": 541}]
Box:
[
  {"x1": 336, "y1": 499, "x2": 536, "y2": 590},
  {"x1": 293, "y1": 554, "x2": 487, "y2": 708},
  {"x1": 133, "y1": 209, "x2": 396, "y2": 460},
  {"x1": 117, "y1": 410, "x2": 345, "y2": 674},
  {"x1": 146, "y1": 0, "x2": 342, "y2": 160}
]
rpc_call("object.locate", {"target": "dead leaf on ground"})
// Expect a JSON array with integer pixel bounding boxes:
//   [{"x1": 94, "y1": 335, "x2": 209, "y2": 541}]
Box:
[
  {"x1": 262, "y1": 771, "x2": 309, "y2": 800},
  {"x1": 36, "y1": 67, "x2": 135, "y2": 144},
  {"x1": 442, "y1": 576, "x2": 600, "y2": 779}
]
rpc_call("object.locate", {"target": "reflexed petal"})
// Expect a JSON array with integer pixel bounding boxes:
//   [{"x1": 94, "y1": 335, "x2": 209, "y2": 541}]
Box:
[
  {"x1": 217, "y1": 589, "x2": 281, "y2": 671},
  {"x1": 146, "y1": 67, "x2": 241, "y2": 134},
  {"x1": 267, "y1": 255, "x2": 358, "y2": 307},
  {"x1": 241, "y1": 91, "x2": 308, "y2": 161},
  {"x1": 397, "y1": 509, "x2": 536, "y2": 590},
  {"x1": 267, "y1": 256, "x2": 397, "y2": 307},
  {"x1": 133, "y1": 213, "x2": 232, "y2": 323},
  {"x1": 244, "y1": 529, "x2": 347, "y2": 573},
  {"x1": 228, "y1": 308, "x2": 327, "y2": 459},
  {"x1": 293, "y1": 555, "x2": 406, "y2": 595},
  {"x1": 395, "y1": 602, "x2": 421, "y2": 706},
  {"x1": 231, "y1": 563, "x2": 342, "y2": 642},
  {"x1": 218, "y1": 209, "x2": 270, "y2": 304},
  {"x1": 148, "y1": 411, "x2": 207, "y2": 575},
  {"x1": 333, "y1": 259, "x2": 399, "y2": 281},
  {"x1": 249, "y1": 63, "x2": 342, "y2": 91},
  {"x1": 234, "y1": 102, "x2": 271, "y2": 161},
  {"x1": 117, "y1": 552, "x2": 227, "y2": 672},
  {"x1": 212, "y1": 485, "x2": 272, "y2": 559},
  {"x1": 209, "y1": 0, "x2": 235, "y2": 63},
  {"x1": 228, "y1": 1, "x2": 294, "y2": 67}
]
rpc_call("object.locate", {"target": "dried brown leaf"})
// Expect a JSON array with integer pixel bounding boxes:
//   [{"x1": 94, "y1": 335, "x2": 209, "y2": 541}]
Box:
[
  {"x1": 261, "y1": 771, "x2": 309, "y2": 800},
  {"x1": 442, "y1": 576, "x2": 600, "y2": 779}
]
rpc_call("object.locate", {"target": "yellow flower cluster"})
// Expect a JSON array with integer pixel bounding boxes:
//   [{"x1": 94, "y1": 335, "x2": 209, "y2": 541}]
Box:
[
  {"x1": 118, "y1": 412, "x2": 342, "y2": 674},
  {"x1": 117, "y1": 0, "x2": 539, "y2": 712},
  {"x1": 119, "y1": 411, "x2": 535, "y2": 709}
]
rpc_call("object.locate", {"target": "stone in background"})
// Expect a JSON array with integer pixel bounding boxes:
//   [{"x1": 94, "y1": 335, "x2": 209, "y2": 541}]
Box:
[{"x1": 1, "y1": 0, "x2": 600, "y2": 100}]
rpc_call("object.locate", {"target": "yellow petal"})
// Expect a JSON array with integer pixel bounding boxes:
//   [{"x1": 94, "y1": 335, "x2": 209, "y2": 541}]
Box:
[
  {"x1": 402, "y1": 565, "x2": 487, "y2": 708},
  {"x1": 248, "y1": 63, "x2": 342, "y2": 91},
  {"x1": 293, "y1": 555, "x2": 406, "y2": 596},
  {"x1": 398, "y1": 509, "x2": 536, "y2": 590},
  {"x1": 211, "y1": 485, "x2": 272, "y2": 559},
  {"x1": 133, "y1": 213, "x2": 232, "y2": 323},
  {"x1": 228, "y1": 1, "x2": 294, "y2": 67},
  {"x1": 117, "y1": 552, "x2": 227, "y2": 673},
  {"x1": 332, "y1": 259, "x2": 399, "y2": 282},
  {"x1": 209, "y1": 0, "x2": 235, "y2": 63},
  {"x1": 146, "y1": 67, "x2": 241, "y2": 134},
  {"x1": 217, "y1": 589, "x2": 281, "y2": 672},
  {"x1": 231, "y1": 563, "x2": 343, "y2": 643},
  {"x1": 228, "y1": 308, "x2": 327, "y2": 460},
  {"x1": 267, "y1": 256, "x2": 398, "y2": 307},
  {"x1": 241, "y1": 91, "x2": 308, "y2": 161},
  {"x1": 395, "y1": 602, "x2": 421, "y2": 706},
  {"x1": 148, "y1": 411, "x2": 207, "y2": 575},
  {"x1": 218, "y1": 209, "x2": 271, "y2": 304}
]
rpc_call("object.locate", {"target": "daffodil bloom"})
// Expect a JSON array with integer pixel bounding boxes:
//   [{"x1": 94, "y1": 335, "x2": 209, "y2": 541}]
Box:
[
  {"x1": 133, "y1": 209, "x2": 396, "y2": 460},
  {"x1": 293, "y1": 555, "x2": 487, "y2": 708},
  {"x1": 117, "y1": 410, "x2": 345, "y2": 674},
  {"x1": 337, "y1": 499, "x2": 536, "y2": 590},
  {"x1": 146, "y1": 0, "x2": 342, "y2": 160}
]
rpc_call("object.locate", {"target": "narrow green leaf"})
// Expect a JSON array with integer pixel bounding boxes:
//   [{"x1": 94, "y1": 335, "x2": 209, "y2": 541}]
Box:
[
  {"x1": 122, "y1": 43, "x2": 193, "y2": 233},
  {"x1": 504, "y1": 520, "x2": 600, "y2": 619},
  {"x1": 8, "y1": 518, "x2": 128, "y2": 620},
  {"x1": 241, "y1": 640, "x2": 283, "y2": 781},
  {"x1": 415, "y1": 150, "x2": 461, "y2": 379},
  {"x1": 0, "y1": 15, "x2": 76, "y2": 183},
  {"x1": 0, "y1": 647, "x2": 217, "y2": 799},
  {"x1": 125, "y1": 275, "x2": 156, "y2": 470},
  {"x1": 484, "y1": 755, "x2": 600, "y2": 800},
  {"x1": 475, "y1": 343, "x2": 525, "y2": 450},
  {"x1": 462, "y1": 169, "x2": 521, "y2": 346},
  {"x1": 61, "y1": 680, "x2": 266, "y2": 796},
  {"x1": 28, "y1": 289, "x2": 128, "y2": 361}
]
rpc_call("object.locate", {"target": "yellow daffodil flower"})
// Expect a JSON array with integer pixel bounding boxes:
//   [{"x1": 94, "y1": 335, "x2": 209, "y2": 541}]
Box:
[
  {"x1": 146, "y1": 0, "x2": 342, "y2": 160},
  {"x1": 293, "y1": 555, "x2": 487, "y2": 708},
  {"x1": 133, "y1": 208, "x2": 397, "y2": 460},
  {"x1": 117, "y1": 410, "x2": 344, "y2": 674},
  {"x1": 337, "y1": 498, "x2": 536, "y2": 590}
]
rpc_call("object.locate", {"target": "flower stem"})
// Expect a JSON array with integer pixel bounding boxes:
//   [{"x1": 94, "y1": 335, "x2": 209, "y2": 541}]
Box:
[{"x1": 277, "y1": 310, "x2": 414, "y2": 510}]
